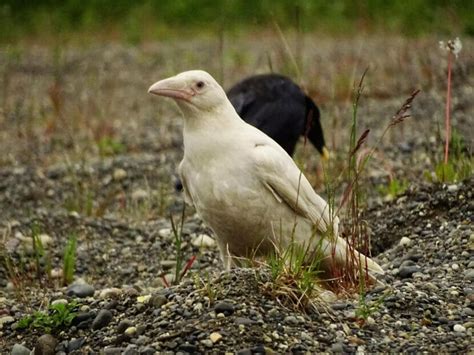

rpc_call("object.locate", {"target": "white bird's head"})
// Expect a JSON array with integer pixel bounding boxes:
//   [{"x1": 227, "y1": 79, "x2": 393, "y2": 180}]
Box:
[{"x1": 148, "y1": 70, "x2": 229, "y2": 115}]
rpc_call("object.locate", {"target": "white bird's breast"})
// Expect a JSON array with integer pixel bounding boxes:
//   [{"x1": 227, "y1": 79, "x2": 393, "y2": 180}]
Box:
[{"x1": 181, "y1": 140, "x2": 311, "y2": 258}]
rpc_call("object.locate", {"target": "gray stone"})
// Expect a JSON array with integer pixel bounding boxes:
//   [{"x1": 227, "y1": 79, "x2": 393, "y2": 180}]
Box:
[
  {"x1": 398, "y1": 265, "x2": 421, "y2": 278},
  {"x1": 283, "y1": 315, "x2": 299, "y2": 325},
  {"x1": 150, "y1": 294, "x2": 168, "y2": 308},
  {"x1": 92, "y1": 309, "x2": 113, "y2": 330},
  {"x1": 11, "y1": 343, "x2": 31, "y2": 355},
  {"x1": 117, "y1": 319, "x2": 134, "y2": 333},
  {"x1": 214, "y1": 302, "x2": 235, "y2": 316},
  {"x1": 67, "y1": 338, "x2": 85, "y2": 352},
  {"x1": 464, "y1": 269, "x2": 474, "y2": 281},
  {"x1": 66, "y1": 283, "x2": 95, "y2": 298},
  {"x1": 34, "y1": 334, "x2": 57, "y2": 355}
]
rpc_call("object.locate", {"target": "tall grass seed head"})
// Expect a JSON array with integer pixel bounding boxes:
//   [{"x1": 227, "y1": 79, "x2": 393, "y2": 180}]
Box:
[{"x1": 439, "y1": 37, "x2": 462, "y2": 58}]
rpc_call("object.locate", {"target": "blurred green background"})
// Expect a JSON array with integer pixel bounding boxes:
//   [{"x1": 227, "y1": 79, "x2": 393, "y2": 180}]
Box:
[{"x1": 1, "y1": 0, "x2": 473, "y2": 43}]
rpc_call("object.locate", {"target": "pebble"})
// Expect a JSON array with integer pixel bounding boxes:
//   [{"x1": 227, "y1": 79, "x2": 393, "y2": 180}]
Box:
[
  {"x1": 453, "y1": 324, "x2": 466, "y2": 332},
  {"x1": 92, "y1": 310, "x2": 113, "y2": 330},
  {"x1": 117, "y1": 319, "x2": 134, "y2": 333},
  {"x1": 150, "y1": 294, "x2": 168, "y2": 308},
  {"x1": 0, "y1": 315, "x2": 15, "y2": 328},
  {"x1": 67, "y1": 282, "x2": 95, "y2": 298},
  {"x1": 99, "y1": 288, "x2": 122, "y2": 299},
  {"x1": 284, "y1": 315, "x2": 299, "y2": 325},
  {"x1": 192, "y1": 234, "x2": 216, "y2": 248},
  {"x1": 113, "y1": 168, "x2": 127, "y2": 181},
  {"x1": 11, "y1": 343, "x2": 31, "y2": 355},
  {"x1": 125, "y1": 326, "x2": 137, "y2": 336},
  {"x1": 214, "y1": 302, "x2": 235, "y2": 316},
  {"x1": 398, "y1": 265, "x2": 421, "y2": 278},
  {"x1": 201, "y1": 339, "x2": 214, "y2": 348},
  {"x1": 451, "y1": 263, "x2": 459, "y2": 271},
  {"x1": 51, "y1": 299, "x2": 68, "y2": 306},
  {"x1": 35, "y1": 334, "x2": 57, "y2": 355},
  {"x1": 67, "y1": 338, "x2": 85, "y2": 352},
  {"x1": 210, "y1": 332, "x2": 223, "y2": 343},
  {"x1": 464, "y1": 269, "x2": 474, "y2": 281},
  {"x1": 131, "y1": 188, "x2": 148, "y2": 201},
  {"x1": 399, "y1": 236, "x2": 412, "y2": 247}
]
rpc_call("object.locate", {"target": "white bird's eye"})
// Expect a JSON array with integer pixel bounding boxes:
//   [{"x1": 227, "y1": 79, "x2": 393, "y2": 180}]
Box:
[{"x1": 196, "y1": 81, "x2": 205, "y2": 89}]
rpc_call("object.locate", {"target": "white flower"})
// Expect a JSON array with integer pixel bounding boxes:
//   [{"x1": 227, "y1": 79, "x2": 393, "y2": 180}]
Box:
[{"x1": 439, "y1": 37, "x2": 462, "y2": 58}]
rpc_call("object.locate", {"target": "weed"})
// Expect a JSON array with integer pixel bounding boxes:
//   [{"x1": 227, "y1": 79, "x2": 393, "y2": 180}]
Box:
[
  {"x1": 355, "y1": 291, "x2": 390, "y2": 322},
  {"x1": 261, "y1": 238, "x2": 325, "y2": 311},
  {"x1": 17, "y1": 301, "x2": 79, "y2": 333},
  {"x1": 96, "y1": 136, "x2": 125, "y2": 157},
  {"x1": 161, "y1": 205, "x2": 196, "y2": 287},
  {"x1": 62, "y1": 234, "x2": 77, "y2": 286},
  {"x1": 377, "y1": 178, "x2": 408, "y2": 199}
]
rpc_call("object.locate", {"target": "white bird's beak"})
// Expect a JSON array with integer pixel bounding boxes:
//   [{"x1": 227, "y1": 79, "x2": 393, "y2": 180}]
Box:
[{"x1": 148, "y1": 77, "x2": 194, "y2": 102}]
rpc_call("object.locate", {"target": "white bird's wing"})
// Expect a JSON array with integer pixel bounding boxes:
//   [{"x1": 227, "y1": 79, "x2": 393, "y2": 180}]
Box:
[
  {"x1": 252, "y1": 143, "x2": 338, "y2": 236},
  {"x1": 178, "y1": 160, "x2": 194, "y2": 206}
]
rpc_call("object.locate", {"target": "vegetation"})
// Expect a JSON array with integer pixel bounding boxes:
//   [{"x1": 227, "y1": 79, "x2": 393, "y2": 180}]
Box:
[
  {"x1": 62, "y1": 234, "x2": 77, "y2": 286},
  {"x1": 17, "y1": 301, "x2": 79, "y2": 333},
  {"x1": 1, "y1": 0, "x2": 473, "y2": 43}
]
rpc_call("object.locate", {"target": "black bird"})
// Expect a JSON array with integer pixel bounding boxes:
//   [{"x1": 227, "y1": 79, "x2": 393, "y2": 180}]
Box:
[
  {"x1": 174, "y1": 73, "x2": 328, "y2": 191},
  {"x1": 226, "y1": 73, "x2": 329, "y2": 159}
]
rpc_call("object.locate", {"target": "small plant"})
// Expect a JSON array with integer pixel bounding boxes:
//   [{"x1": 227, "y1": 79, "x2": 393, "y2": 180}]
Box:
[
  {"x1": 161, "y1": 205, "x2": 196, "y2": 287},
  {"x1": 439, "y1": 37, "x2": 462, "y2": 165},
  {"x1": 96, "y1": 136, "x2": 125, "y2": 157},
  {"x1": 62, "y1": 233, "x2": 77, "y2": 286},
  {"x1": 377, "y1": 178, "x2": 408, "y2": 199},
  {"x1": 17, "y1": 301, "x2": 78, "y2": 333},
  {"x1": 430, "y1": 38, "x2": 472, "y2": 183},
  {"x1": 355, "y1": 291, "x2": 389, "y2": 322}
]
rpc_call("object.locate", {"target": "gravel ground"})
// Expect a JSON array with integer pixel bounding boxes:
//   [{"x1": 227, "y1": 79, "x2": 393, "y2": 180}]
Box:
[{"x1": 0, "y1": 36, "x2": 473, "y2": 353}]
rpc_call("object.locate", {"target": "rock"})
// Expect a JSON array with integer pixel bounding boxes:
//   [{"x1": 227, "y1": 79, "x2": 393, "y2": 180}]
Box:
[
  {"x1": 123, "y1": 345, "x2": 139, "y2": 355},
  {"x1": 131, "y1": 188, "x2": 148, "y2": 201},
  {"x1": 113, "y1": 168, "x2": 127, "y2": 181},
  {"x1": 398, "y1": 265, "x2": 421, "y2": 278},
  {"x1": 11, "y1": 343, "x2": 31, "y2": 355},
  {"x1": 319, "y1": 290, "x2": 337, "y2": 302},
  {"x1": 235, "y1": 317, "x2": 255, "y2": 325},
  {"x1": 139, "y1": 347, "x2": 155, "y2": 355},
  {"x1": 117, "y1": 319, "x2": 134, "y2": 333},
  {"x1": 192, "y1": 234, "x2": 215, "y2": 248},
  {"x1": 51, "y1": 299, "x2": 68, "y2": 306},
  {"x1": 284, "y1": 315, "x2": 299, "y2": 325},
  {"x1": 67, "y1": 282, "x2": 95, "y2": 298},
  {"x1": 67, "y1": 338, "x2": 85, "y2": 352},
  {"x1": 447, "y1": 184, "x2": 459, "y2": 192},
  {"x1": 453, "y1": 324, "x2": 466, "y2": 332},
  {"x1": 214, "y1": 302, "x2": 235, "y2": 316},
  {"x1": 201, "y1": 339, "x2": 213, "y2": 348},
  {"x1": 160, "y1": 260, "x2": 177, "y2": 270},
  {"x1": 92, "y1": 309, "x2": 113, "y2": 330},
  {"x1": 464, "y1": 269, "x2": 474, "y2": 281},
  {"x1": 125, "y1": 326, "x2": 137, "y2": 336},
  {"x1": 99, "y1": 288, "x2": 122, "y2": 299},
  {"x1": 136, "y1": 295, "x2": 151, "y2": 304},
  {"x1": 210, "y1": 332, "x2": 222, "y2": 343},
  {"x1": 34, "y1": 334, "x2": 57, "y2": 355},
  {"x1": 331, "y1": 342, "x2": 346, "y2": 353},
  {"x1": 399, "y1": 236, "x2": 412, "y2": 247},
  {"x1": 150, "y1": 294, "x2": 168, "y2": 308},
  {"x1": 179, "y1": 343, "x2": 197, "y2": 352},
  {"x1": 0, "y1": 316, "x2": 14, "y2": 329}
]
